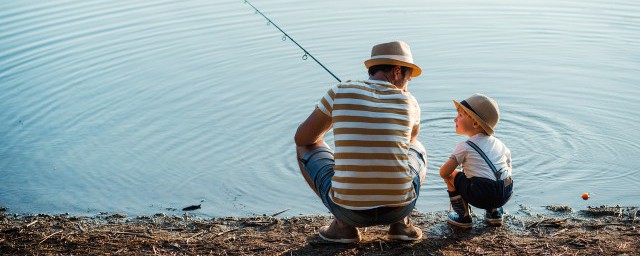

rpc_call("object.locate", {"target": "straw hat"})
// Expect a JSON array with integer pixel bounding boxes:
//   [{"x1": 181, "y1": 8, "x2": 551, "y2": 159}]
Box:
[
  {"x1": 364, "y1": 41, "x2": 422, "y2": 77},
  {"x1": 453, "y1": 94, "x2": 500, "y2": 135}
]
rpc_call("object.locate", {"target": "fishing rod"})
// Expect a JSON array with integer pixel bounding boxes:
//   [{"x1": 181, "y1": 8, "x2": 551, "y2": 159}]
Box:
[{"x1": 243, "y1": 0, "x2": 342, "y2": 82}]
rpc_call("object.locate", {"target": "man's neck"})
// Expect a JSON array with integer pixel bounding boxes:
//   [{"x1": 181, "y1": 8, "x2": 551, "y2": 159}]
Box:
[{"x1": 368, "y1": 74, "x2": 404, "y2": 90}]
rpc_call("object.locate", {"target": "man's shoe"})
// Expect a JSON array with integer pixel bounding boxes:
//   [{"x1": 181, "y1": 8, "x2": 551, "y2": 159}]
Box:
[
  {"x1": 387, "y1": 218, "x2": 423, "y2": 241},
  {"x1": 485, "y1": 208, "x2": 503, "y2": 226},
  {"x1": 447, "y1": 213, "x2": 472, "y2": 228},
  {"x1": 318, "y1": 219, "x2": 361, "y2": 243}
]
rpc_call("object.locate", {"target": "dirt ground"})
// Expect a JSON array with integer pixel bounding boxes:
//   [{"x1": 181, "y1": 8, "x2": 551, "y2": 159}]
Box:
[{"x1": 1, "y1": 205, "x2": 638, "y2": 255}]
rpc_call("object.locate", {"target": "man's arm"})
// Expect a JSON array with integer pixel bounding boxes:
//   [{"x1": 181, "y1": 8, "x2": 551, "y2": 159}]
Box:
[
  {"x1": 294, "y1": 108, "x2": 332, "y2": 146},
  {"x1": 410, "y1": 124, "x2": 419, "y2": 143}
]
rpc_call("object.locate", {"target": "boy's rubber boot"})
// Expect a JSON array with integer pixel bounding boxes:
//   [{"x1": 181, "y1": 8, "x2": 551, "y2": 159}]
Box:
[
  {"x1": 447, "y1": 191, "x2": 472, "y2": 228},
  {"x1": 318, "y1": 219, "x2": 361, "y2": 243},
  {"x1": 485, "y1": 207, "x2": 504, "y2": 226}
]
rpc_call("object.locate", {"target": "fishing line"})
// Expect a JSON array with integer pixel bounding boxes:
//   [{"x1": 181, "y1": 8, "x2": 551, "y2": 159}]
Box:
[{"x1": 243, "y1": 0, "x2": 342, "y2": 82}]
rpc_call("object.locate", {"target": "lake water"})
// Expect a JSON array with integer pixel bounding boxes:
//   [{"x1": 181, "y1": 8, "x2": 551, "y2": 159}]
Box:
[{"x1": 1, "y1": 0, "x2": 639, "y2": 218}]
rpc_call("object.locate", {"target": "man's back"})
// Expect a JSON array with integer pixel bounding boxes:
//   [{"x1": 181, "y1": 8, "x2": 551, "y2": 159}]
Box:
[{"x1": 316, "y1": 79, "x2": 420, "y2": 210}]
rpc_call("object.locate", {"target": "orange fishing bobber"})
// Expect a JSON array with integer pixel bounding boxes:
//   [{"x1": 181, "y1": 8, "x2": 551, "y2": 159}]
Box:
[{"x1": 581, "y1": 193, "x2": 590, "y2": 200}]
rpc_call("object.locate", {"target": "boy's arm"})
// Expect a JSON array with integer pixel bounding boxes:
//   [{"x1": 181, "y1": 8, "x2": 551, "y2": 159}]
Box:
[{"x1": 439, "y1": 156, "x2": 459, "y2": 179}]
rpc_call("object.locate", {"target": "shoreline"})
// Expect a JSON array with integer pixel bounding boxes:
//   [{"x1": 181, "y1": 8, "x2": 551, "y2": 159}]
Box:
[{"x1": 1, "y1": 205, "x2": 638, "y2": 255}]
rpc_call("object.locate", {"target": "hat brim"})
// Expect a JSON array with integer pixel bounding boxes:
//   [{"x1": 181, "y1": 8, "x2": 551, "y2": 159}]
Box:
[
  {"x1": 453, "y1": 100, "x2": 494, "y2": 135},
  {"x1": 364, "y1": 59, "x2": 422, "y2": 78}
]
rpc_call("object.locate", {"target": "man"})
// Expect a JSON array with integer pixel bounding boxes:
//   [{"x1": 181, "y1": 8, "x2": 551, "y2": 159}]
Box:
[{"x1": 294, "y1": 41, "x2": 427, "y2": 243}]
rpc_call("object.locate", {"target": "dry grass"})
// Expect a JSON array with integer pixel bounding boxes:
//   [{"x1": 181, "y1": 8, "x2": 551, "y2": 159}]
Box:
[{"x1": 1, "y1": 207, "x2": 638, "y2": 255}]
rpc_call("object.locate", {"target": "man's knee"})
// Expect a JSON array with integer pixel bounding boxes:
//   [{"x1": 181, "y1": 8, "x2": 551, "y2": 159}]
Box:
[
  {"x1": 296, "y1": 141, "x2": 330, "y2": 159},
  {"x1": 410, "y1": 140, "x2": 426, "y2": 153}
]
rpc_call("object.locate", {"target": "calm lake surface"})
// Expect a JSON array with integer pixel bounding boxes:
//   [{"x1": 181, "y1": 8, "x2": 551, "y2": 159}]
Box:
[{"x1": 1, "y1": 0, "x2": 639, "y2": 217}]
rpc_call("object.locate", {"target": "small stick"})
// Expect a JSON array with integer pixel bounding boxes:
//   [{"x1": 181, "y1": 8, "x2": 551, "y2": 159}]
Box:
[
  {"x1": 75, "y1": 223, "x2": 86, "y2": 233},
  {"x1": 271, "y1": 209, "x2": 290, "y2": 217},
  {"x1": 111, "y1": 231, "x2": 153, "y2": 239},
  {"x1": 215, "y1": 228, "x2": 239, "y2": 237},
  {"x1": 186, "y1": 231, "x2": 206, "y2": 244},
  {"x1": 39, "y1": 230, "x2": 62, "y2": 244},
  {"x1": 550, "y1": 228, "x2": 568, "y2": 237},
  {"x1": 25, "y1": 220, "x2": 38, "y2": 228}
]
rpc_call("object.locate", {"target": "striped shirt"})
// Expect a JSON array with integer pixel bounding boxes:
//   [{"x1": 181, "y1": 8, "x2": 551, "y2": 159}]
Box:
[{"x1": 316, "y1": 79, "x2": 421, "y2": 210}]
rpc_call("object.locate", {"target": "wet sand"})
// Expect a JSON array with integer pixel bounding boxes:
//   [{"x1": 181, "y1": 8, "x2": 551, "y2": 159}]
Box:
[{"x1": 1, "y1": 206, "x2": 638, "y2": 255}]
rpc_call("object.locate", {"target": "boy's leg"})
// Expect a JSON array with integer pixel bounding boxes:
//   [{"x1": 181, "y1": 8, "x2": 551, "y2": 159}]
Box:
[
  {"x1": 444, "y1": 170, "x2": 472, "y2": 228},
  {"x1": 485, "y1": 207, "x2": 504, "y2": 226}
]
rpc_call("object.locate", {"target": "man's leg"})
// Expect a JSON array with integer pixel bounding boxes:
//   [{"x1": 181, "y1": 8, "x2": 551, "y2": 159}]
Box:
[
  {"x1": 296, "y1": 140, "x2": 360, "y2": 243},
  {"x1": 387, "y1": 141, "x2": 427, "y2": 241},
  {"x1": 295, "y1": 140, "x2": 330, "y2": 198}
]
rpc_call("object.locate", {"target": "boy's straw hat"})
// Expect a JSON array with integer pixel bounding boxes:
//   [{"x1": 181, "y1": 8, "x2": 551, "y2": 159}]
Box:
[
  {"x1": 453, "y1": 94, "x2": 500, "y2": 135},
  {"x1": 364, "y1": 41, "x2": 422, "y2": 77}
]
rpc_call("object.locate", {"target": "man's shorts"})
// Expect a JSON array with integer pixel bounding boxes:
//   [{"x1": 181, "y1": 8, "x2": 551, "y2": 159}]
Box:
[
  {"x1": 300, "y1": 143, "x2": 427, "y2": 227},
  {"x1": 454, "y1": 172, "x2": 513, "y2": 210}
]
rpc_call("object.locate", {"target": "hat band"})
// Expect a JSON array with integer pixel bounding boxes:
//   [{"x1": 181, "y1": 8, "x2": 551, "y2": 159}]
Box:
[
  {"x1": 369, "y1": 54, "x2": 414, "y2": 64},
  {"x1": 460, "y1": 100, "x2": 480, "y2": 116}
]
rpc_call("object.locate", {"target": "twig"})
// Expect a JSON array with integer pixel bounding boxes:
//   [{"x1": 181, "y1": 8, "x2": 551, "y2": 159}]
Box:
[
  {"x1": 187, "y1": 231, "x2": 207, "y2": 244},
  {"x1": 588, "y1": 223, "x2": 628, "y2": 228},
  {"x1": 245, "y1": 221, "x2": 273, "y2": 225},
  {"x1": 110, "y1": 231, "x2": 154, "y2": 239},
  {"x1": 75, "y1": 223, "x2": 86, "y2": 233},
  {"x1": 39, "y1": 230, "x2": 62, "y2": 244},
  {"x1": 162, "y1": 227, "x2": 184, "y2": 231},
  {"x1": 271, "y1": 208, "x2": 290, "y2": 217},
  {"x1": 550, "y1": 228, "x2": 568, "y2": 237},
  {"x1": 215, "y1": 228, "x2": 239, "y2": 237},
  {"x1": 527, "y1": 218, "x2": 568, "y2": 228},
  {"x1": 25, "y1": 220, "x2": 38, "y2": 228}
]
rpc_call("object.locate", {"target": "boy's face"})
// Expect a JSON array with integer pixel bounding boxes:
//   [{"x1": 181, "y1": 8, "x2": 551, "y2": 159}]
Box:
[{"x1": 454, "y1": 108, "x2": 476, "y2": 136}]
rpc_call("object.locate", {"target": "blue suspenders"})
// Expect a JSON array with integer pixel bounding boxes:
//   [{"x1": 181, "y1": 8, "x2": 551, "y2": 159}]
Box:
[
  {"x1": 465, "y1": 141, "x2": 504, "y2": 181},
  {"x1": 466, "y1": 140, "x2": 514, "y2": 205}
]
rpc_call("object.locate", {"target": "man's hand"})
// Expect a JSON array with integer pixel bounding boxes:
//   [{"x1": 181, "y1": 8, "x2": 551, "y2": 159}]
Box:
[{"x1": 294, "y1": 108, "x2": 332, "y2": 146}]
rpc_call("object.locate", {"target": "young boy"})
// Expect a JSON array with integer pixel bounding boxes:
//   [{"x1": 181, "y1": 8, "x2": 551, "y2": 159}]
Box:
[{"x1": 439, "y1": 94, "x2": 513, "y2": 228}]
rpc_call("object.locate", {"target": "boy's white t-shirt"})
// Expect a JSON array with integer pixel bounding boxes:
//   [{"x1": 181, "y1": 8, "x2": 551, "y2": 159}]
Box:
[{"x1": 451, "y1": 133, "x2": 512, "y2": 181}]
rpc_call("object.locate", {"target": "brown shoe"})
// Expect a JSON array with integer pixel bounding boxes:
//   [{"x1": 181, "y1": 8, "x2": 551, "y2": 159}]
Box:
[
  {"x1": 387, "y1": 217, "x2": 423, "y2": 241},
  {"x1": 318, "y1": 219, "x2": 361, "y2": 243}
]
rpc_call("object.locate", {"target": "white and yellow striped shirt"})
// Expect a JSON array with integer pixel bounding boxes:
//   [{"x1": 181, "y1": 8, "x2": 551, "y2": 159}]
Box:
[{"x1": 316, "y1": 80, "x2": 421, "y2": 210}]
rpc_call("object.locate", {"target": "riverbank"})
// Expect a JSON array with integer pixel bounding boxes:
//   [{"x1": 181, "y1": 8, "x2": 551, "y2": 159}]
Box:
[{"x1": 1, "y1": 205, "x2": 638, "y2": 255}]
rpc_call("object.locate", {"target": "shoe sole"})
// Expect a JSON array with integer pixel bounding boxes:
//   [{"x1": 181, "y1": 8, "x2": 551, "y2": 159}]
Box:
[
  {"x1": 386, "y1": 234, "x2": 422, "y2": 241},
  {"x1": 318, "y1": 232, "x2": 360, "y2": 243},
  {"x1": 447, "y1": 219, "x2": 472, "y2": 228},
  {"x1": 485, "y1": 218, "x2": 503, "y2": 226}
]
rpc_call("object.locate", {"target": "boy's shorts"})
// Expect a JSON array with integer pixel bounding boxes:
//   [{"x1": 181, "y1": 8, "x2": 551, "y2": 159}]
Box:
[
  {"x1": 300, "y1": 144, "x2": 427, "y2": 227},
  {"x1": 454, "y1": 172, "x2": 513, "y2": 210}
]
